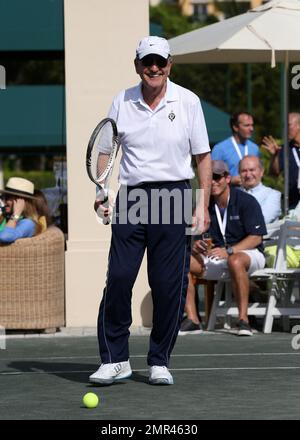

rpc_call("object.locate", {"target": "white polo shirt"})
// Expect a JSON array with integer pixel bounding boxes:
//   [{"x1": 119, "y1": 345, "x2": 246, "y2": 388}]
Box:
[{"x1": 108, "y1": 79, "x2": 210, "y2": 186}]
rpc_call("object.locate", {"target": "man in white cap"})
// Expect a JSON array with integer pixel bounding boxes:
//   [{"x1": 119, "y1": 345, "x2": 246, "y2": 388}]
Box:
[{"x1": 90, "y1": 36, "x2": 212, "y2": 386}]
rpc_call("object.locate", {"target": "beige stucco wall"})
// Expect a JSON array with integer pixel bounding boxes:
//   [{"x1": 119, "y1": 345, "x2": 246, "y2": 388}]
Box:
[{"x1": 64, "y1": 0, "x2": 152, "y2": 327}]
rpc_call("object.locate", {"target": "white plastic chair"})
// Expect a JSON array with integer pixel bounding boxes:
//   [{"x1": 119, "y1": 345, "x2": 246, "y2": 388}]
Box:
[
  {"x1": 207, "y1": 221, "x2": 300, "y2": 333},
  {"x1": 258, "y1": 220, "x2": 300, "y2": 332}
]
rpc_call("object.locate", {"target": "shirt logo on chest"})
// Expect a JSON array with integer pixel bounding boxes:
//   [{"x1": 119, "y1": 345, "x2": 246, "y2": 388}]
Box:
[{"x1": 168, "y1": 111, "x2": 176, "y2": 122}]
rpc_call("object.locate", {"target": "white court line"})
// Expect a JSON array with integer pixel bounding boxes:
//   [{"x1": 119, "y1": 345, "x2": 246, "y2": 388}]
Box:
[
  {"x1": 2, "y1": 366, "x2": 300, "y2": 376},
  {"x1": 0, "y1": 352, "x2": 300, "y2": 361}
]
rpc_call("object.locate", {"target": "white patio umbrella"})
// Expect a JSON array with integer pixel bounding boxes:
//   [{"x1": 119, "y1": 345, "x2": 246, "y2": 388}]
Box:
[{"x1": 169, "y1": 0, "x2": 300, "y2": 213}]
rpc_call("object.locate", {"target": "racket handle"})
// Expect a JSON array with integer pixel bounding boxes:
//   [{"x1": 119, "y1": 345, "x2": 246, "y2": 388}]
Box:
[
  {"x1": 94, "y1": 199, "x2": 111, "y2": 225},
  {"x1": 103, "y1": 216, "x2": 110, "y2": 225}
]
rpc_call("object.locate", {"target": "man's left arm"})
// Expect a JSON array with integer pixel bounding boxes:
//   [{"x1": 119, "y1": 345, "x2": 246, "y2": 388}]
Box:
[
  {"x1": 230, "y1": 235, "x2": 262, "y2": 253},
  {"x1": 208, "y1": 235, "x2": 262, "y2": 259},
  {"x1": 194, "y1": 152, "x2": 212, "y2": 233}
]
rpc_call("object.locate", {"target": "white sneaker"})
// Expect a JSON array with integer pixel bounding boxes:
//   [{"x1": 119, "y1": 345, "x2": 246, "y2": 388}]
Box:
[
  {"x1": 89, "y1": 360, "x2": 132, "y2": 385},
  {"x1": 149, "y1": 366, "x2": 174, "y2": 385}
]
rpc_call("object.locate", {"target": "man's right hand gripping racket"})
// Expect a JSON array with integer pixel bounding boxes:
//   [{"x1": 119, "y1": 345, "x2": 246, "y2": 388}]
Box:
[{"x1": 86, "y1": 118, "x2": 120, "y2": 224}]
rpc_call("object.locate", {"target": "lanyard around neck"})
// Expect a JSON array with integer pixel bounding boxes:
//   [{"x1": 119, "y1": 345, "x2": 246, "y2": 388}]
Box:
[
  {"x1": 292, "y1": 147, "x2": 300, "y2": 167},
  {"x1": 292, "y1": 148, "x2": 300, "y2": 189},
  {"x1": 231, "y1": 136, "x2": 248, "y2": 161},
  {"x1": 215, "y1": 196, "x2": 230, "y2": 246}
]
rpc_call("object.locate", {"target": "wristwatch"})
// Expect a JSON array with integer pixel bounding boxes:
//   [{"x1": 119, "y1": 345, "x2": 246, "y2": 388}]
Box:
[
  {"x1": 10, "y1": 214, "x2": 21, "y2": 221},
  {"x1": 226, "y1": 246, "x2": 234, "y2": 256}
]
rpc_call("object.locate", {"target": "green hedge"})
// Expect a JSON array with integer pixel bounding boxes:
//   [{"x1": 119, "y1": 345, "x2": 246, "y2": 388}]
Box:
[{"x1": 4, "y1": 171, "x2": 56, "y2": 190}]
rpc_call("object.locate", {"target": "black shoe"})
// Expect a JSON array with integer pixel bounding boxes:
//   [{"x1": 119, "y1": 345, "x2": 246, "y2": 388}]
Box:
[
  {"x1": 237, "y1": 319, "x2": 253, "y2": 336},
  {"x1": 179, "y1": 318, "x2": 203, "y2": 335},
  {"x1": 248, "y1": 315, "x2": 259, "y2": 330}
]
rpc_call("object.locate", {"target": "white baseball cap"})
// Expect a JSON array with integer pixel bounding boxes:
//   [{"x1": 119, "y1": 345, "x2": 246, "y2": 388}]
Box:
[{"x1": 136, "y1": 36, "x2": 170, "y2": 60}]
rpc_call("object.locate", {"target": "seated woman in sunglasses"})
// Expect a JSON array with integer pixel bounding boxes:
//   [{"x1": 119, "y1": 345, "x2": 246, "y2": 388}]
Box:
[{"x1": 0, "y1": 177, "x2": 44, "y2": 243}]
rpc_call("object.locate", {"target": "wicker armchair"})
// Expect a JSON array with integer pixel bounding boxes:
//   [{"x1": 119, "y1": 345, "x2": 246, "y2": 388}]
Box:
[{"x1": 0, "y1": 226, "x2": 65, "y2": 330}]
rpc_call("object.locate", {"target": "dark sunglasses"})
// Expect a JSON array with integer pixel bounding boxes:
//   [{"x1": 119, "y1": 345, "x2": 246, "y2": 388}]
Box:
[
  {"x1": 212, "y1": 173, "x2": 227, "y2": 181},
  {"x1": 141, "y1": 55, "x2": 168, "y2": 68}
]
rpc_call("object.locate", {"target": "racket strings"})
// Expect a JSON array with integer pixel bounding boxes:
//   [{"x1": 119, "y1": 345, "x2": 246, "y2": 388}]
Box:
[
  {"x1": 95, "y1": 142, "x2": 118, "y2": 182},
  {"x1": 86, "y1": 118, "x2": 119, "y2": 204},
  {"x1": 92, "y1": 123, "x2": 116, "y2": 182}
]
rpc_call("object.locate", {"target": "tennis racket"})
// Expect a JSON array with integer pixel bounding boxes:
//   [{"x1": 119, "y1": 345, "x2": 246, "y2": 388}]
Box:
[{"x1": 86, "y1": 117, "x2": 120, "y2": 224}]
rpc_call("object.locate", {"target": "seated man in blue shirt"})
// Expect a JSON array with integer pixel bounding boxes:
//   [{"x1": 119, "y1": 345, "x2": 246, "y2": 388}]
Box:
[
  {"x1": 181, "y1": 160, "x2": 267, "y2": 336},
  {"x1": 239, "y1": 155, "x2": 282, "y2": 224},
  {"x1": 212, "y1": 111, "x2": 259, "y2": 186}
]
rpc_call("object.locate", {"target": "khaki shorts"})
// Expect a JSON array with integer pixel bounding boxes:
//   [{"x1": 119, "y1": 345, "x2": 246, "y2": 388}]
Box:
[{"x1": 203, "y1": 249, "x2": 265, "y2": 280}]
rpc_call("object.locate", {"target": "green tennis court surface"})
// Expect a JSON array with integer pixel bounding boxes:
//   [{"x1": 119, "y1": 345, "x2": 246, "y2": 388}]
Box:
[{"x1": 1, "y1": 332, "x2": 300, "y2": 420}]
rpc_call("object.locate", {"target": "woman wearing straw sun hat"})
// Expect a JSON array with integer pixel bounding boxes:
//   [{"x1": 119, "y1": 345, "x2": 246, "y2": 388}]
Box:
[{"x1": 0, "y1": 177, "x2": 44, "y2": 243}]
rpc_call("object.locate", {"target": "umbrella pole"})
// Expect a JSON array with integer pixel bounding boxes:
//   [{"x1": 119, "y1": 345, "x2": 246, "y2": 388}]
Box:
[
  {"x1": 283, "y1": 51, "x2": 289, "y2": 215},
  {"x1": 247, "y1": 63, "x2": 252, "y2": 114}
]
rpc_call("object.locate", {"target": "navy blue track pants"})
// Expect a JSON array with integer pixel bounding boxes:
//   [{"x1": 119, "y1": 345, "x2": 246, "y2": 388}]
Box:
[{"x1": 97, "y1": 180, "x2": 192, "y2": 367}]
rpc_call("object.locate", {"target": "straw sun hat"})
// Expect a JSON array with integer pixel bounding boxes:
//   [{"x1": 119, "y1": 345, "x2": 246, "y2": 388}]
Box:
[{"x1": 0, "y1": 177, "x2": 35, "y2": 199}]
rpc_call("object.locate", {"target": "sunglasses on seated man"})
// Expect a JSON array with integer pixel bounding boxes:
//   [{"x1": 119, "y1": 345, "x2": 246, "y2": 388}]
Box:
[
  {"x1": 212, "y1": 173, "x2": 228, "y2": 182},
  {"x1": 140, "y1": 54, "x2": 169, "y2": 68}
]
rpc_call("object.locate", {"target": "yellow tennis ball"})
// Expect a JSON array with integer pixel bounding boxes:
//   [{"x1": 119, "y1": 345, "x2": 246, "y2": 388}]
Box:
[{"x1": 83, "y1": 392, "x2": 99, "y2": 409}]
